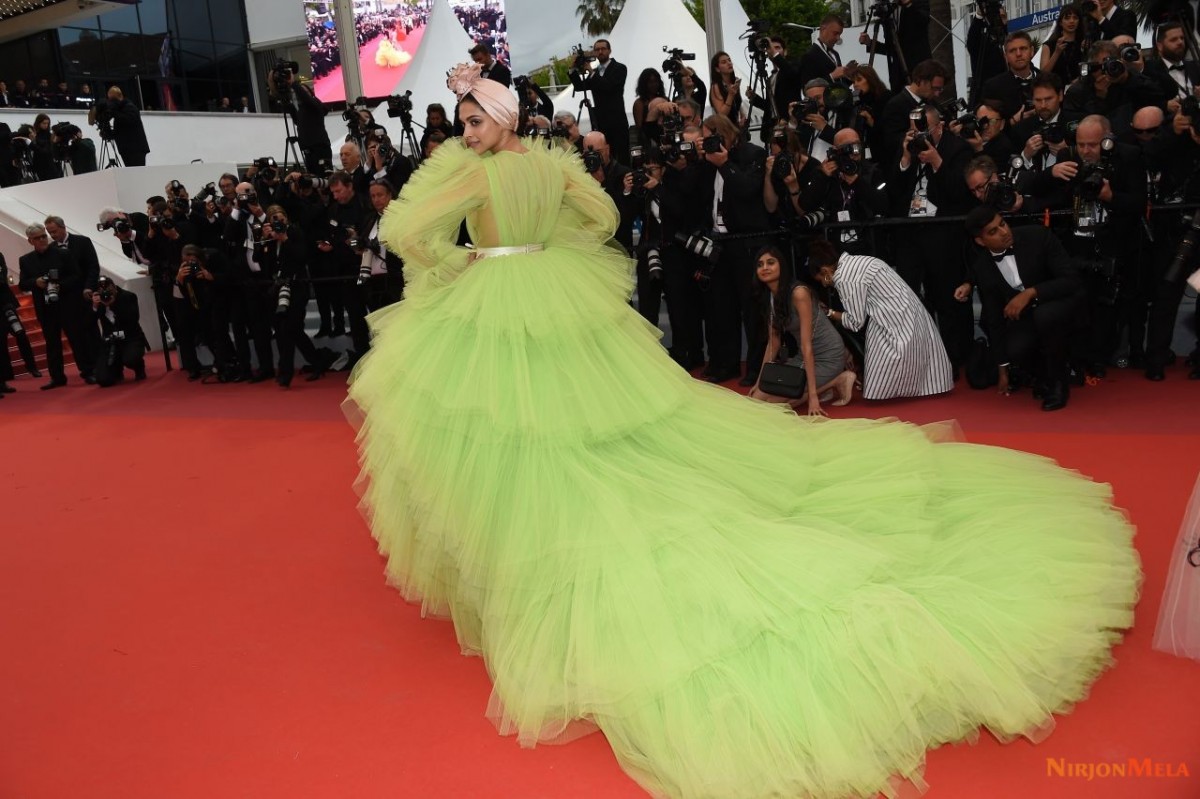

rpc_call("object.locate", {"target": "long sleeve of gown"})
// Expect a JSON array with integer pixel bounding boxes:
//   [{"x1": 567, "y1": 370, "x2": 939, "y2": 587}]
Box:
[
  {"x1": 379, "y1": 140, "x2": 487, "y2": 298},
  {"x1": 837, "y1": 262, "x2": 870, "y2": 333}
]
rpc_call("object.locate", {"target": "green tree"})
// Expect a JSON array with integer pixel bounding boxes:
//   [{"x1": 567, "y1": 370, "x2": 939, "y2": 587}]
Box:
[
  {"x1": 576, "y1": 0, "x2": 625, "y2": 37},
  {"x1": 741, "y1": 0, "x2": 832, "y2": 55},
  {"x1": 684, "y1": 0, "x2": 704, "y2": 28}
]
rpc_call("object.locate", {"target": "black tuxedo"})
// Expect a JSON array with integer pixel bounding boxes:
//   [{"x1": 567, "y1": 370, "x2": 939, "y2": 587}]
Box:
[
  {"x1": 481, "y1": 60, "x2": 512, "y2": 88},
  {"x1": 92, "y1": 289, "x2": 147, "y2": 385},
  {"x1": 18, "y1": 245, "x2": 92, "y2": 381},
  {"x1": 799, "y1": 43, "x2": 842, "y2": 86},
  {"x1": 880, "y1": 88, "x2": 922, "y2": 166},
  {"x1": 59, "y1": 233, "x2": 101, "y2": 292},
  {"x1": 980, "y1": 69, "x2": 1041, "y2": 121},
  {"x1": 1011, "y1": 110, "x2": 1084, "y2": 173},
  {"x1": 580, "y1": 59, "x2": 629, "y2": 162},
  {"x1": 1143, "y1": 57, "x2": 1200, "y2": 103},
  {"x1": 867, "y1": 0, "x2": 932, "y2": 91},
  {"x1": 970, "y1": 225, "x2": 1083, "y2": 383}
]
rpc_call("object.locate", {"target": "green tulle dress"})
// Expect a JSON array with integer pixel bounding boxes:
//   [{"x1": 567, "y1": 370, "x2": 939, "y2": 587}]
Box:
[{"x1": 345, "y1": 140, "x2": 1142, "y2": 799}]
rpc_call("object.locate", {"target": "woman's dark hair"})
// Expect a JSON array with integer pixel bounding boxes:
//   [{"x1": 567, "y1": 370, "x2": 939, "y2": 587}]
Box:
[
  {"x1": 1052, "y1": 3, "x2": 1082, "y2": 38},
  {"x1": 709, "y1": 51, "x2": 733, "y2": 93},
  {"x1": 847, "y1": 64, "x2": 887, "y2": 100},
  {"x1": 753, "y1": 245, "x2": 796, "y2": 337},
  {"x1": 807, "y1": 238, "x2": 840, "y2": 278},
  {"x1": 635, "y1": 68, "x2": 665, "y2": 102}
]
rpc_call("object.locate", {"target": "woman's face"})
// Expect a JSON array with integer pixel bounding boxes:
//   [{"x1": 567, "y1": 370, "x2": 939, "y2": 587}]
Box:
[
  {"x1": 36, "y1": 117, "x2": 49, "y2": 131},
  {"x1": 459, "y1": 99, "x2": 510, "y2": 154},
  {"x1": 756, "y1": 252, "x2": 782, "y2": 284},
  {"x1": 853, "y1": 74, "x2": 869, "y2": 94},
  {"x1": 816, "y1": 265, "x2": 836, "y2": 287},
  {"x1": 718, "y1": 54, "x2": 733, "y2": 75},
  {"x1": 1061, "y1": 12, "x2": 1079, "y2": 32},
  {"x1": 369, "y1": 184, "x2": 393, "y2": 212}
]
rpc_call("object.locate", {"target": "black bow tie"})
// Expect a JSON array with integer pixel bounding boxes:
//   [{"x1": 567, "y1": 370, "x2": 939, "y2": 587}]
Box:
[
  {"x1": 1169, "y1": 63, "x2": 1186, "y2": 72},
  {"x1": 991, "y1": 248, "x2": 1014, "y2": 262}
]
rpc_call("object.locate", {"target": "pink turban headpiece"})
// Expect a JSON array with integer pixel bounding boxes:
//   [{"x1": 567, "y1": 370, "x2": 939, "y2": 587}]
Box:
[{"x1": 447, "y1": 62, "x2": 520, "y2": 132}]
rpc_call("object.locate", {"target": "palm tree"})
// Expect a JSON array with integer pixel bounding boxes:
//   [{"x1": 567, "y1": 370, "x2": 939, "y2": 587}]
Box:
[{"x1": 576, "y1": 0, "x2": 624, "y2": 37}]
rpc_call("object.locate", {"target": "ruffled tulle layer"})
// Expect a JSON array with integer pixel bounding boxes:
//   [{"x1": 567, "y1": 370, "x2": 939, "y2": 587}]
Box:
[{"x1": 345, "y1": 242, "x2": 1141, "y2": 799}]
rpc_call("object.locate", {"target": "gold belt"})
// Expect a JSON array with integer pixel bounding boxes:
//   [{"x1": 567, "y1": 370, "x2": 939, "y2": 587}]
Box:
[{"x1": 473, "y1": 244, "x2": 545, "y2": 258}]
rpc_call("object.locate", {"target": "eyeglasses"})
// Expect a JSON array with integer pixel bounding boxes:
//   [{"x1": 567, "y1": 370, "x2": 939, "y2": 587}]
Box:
[{"x1": 1132, "y1": 125, "x2": 1160, "y2": 135}]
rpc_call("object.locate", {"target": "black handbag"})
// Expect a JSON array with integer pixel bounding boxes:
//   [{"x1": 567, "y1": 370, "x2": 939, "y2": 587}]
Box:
[{"x1": 757, "y1": 361, "x2": 807, "y2": 398}]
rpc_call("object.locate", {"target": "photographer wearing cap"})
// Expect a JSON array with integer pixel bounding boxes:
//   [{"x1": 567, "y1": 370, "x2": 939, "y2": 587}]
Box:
[
  {"x1": 97, "y1": 87, "x2": 149, "y2": 167},
  {"x1": 268, "y1": 61, "x2": 333, "y2": 175},
  {"x1": 90, "y1": 276, "x2": 147, "y2": 386},
  {"x1": 18, "y1": 223, "x2": 92, "y2": 389}
]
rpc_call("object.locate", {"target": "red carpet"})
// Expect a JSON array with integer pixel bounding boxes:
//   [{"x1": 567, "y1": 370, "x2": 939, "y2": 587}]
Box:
[
  {"x1": 1, "y1": 364, "x2": 1198, "y2": 798},
  {"x1": 314, "y1": 27, "x2": 428, "y2": 104}
]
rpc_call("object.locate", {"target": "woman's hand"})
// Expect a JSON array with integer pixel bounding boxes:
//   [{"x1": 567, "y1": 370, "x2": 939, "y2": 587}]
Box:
[{"x1": 806, "y1": 396, "x2": 827, "y2": 417}]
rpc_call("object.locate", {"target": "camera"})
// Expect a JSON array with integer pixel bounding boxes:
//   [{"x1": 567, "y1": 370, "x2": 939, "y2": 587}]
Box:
[
  {"x1": 1075, "y1": 160, "x2": 1111, "y2": 201},
  {"x1": 385, "y1": 90, "x2": 413, "y2": 119},
  {"x1": 148, "y1": 215, "x2": 176, "y2": 231},
  {"x1": 793, "y1": 99, "x2": 821, "y2": 123},
  {"x1": 181, "y1": 258, "x2": 201, "y2": 281},
  {"x1": 5, "y1": 306, "x2": 24, "y2": 335},
  {"x1": 823, "y1": 84, "x2": 856, "y2": 115},
  {"x1": 831, "y1": 142, "x2": 862, "y2": 176},
  {"x1": 570, "y1": 43, "x2": 596, "y2": 73},
  {"x1": 983, "y1": 164, "x2": 1022, "y2": 211},
  {"x1": 771, "y1": 149, "x2": 794, "y2": 182},
  {"x1": 1036, "y1": 119, "x2": 1078, "y2": 145},
  {"x1": 662, "y1": 45, "x2": 695, "y2": 75},
  {"x1": 97, "y1": 276, "x2": 116, "y2": 303},
  {"x1": 582, "y1": 146, "x2": 604, "y2": 173},
  {"x1": 908, "y1": 107, "x2": 929, "y2": 132},
  {"x1": 1118, "y1": 42, "x2": 1141, "y2": 63},
  {"x1": 237, "y1": 190, "x2": 259, "y2": 205},
  {"x1": 253, "y1": 156, "x2": 278, "y2": 181},
  {"x1": 272, "y1": 60, "x2": 299, "y2": 85},
  {"x1": 97, "y1": 218, "x2": 131, "y2": 235},
  {"x1": 701, "y1": 134, "x2": 723, "y2": 154},
  {"x1": 1081, "y1": 57, "x2": 1126, "y2": 79},
  {"x1": 630, "y1": 145, "x2": 651, "y2": 194},
  {"x1": 907, "y1": 130, "x2": 933, "y2": 155},
  {"x1": 1180, "y1": 95, "x2": 1200, "y2": 120},
  {"x1": 957, "y1": 112, "x2": 992, "y2": 138},
  {"x1": 660, "y1": 108, "x2": 685, "y2": 134},
  {"x1": 45, "y1": 268, "x2": 60, "y2": 304},
  {"x1": 675, "y1": 230, "x2": 720, "y2": 267}
]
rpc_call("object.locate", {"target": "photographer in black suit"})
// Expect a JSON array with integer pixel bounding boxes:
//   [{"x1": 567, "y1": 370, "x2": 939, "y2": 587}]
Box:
[
  {"x1": 1, "y1": 253, "x2": 40, "y2": 383},
  {"x1": 470, "y1": 43, "x2": 512, "y2": 87},
  {"x1": 965, "y1": 206, "x2": 1085, "y2": 410},
  {"x1": 1143, "y1": 22, "x2": 1200, "y2": 117},
  {"x1": 1083, "y1": 0, "x2": 1137, "y2": 40},
  {"x1": 90, "y1": 276, "x2": 147, "y2": 386},
  {"x1": 223, "y1": 183, "x2": 277, "y2": 382},
  {"x1": 800, "y1": 15, "x2": 851, "y2": 86},
  {"x1": 880, "y1": 59, "x2": 948, "y2": 163},
  {"x1": 268, "y1": 62, "x2": 333, "y2": 175},
  {"x1": 695, "y1": 113, "x2": 769, "y2": 384},
  {"x1": 573, "y1": 39, "x2": 629, "y2": 164},
  {"x1": 318, "y1": 171, "x2": 371, "y2": 363},
  {"x1": 859, "y1": 0, "x2": 932, "y2": 92},
  {"x1": 582, "y1": 131, "x2": 639, "y2": 251},
  {"x1": 18, "y1": 223, "x2": 93, "y2": 389},
  {"x1": 353, "y1": 180, "x2": 405, "y2": 312},
  {"x1": 99, "y1": 86, "x2": 149, "y2": 167}
]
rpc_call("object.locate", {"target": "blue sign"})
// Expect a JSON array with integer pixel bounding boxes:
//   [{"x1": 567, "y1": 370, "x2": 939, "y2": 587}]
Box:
[{"x1": 1008, "y1": 6, "x2": 1062, "y2": 31}]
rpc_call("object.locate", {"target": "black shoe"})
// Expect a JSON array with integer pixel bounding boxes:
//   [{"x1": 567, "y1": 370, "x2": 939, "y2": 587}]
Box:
[
  {"x1": 0, "y1": 382, "x2": 14, "y2": 394},
  {"x1": 705, "y1": 369, "x2": 738, "y2": 384},
  {"x1": 737, "y1": 374, "x2": 756, "y2": 387},
  {"x1": 1145, "y1": 366, "x2": 1166, "y2": 382},
  {"x1": 134, "y1": 367, "x2": 147, "y2": 381},
  {"x1": 330, "y1": 325, "x2": 346, "y2": 337},
  {"x1": 187, "y1": 369, "x2": 203, "y2": 382},
  {"x1": 40, "y1": 378, "x2": 67, "y2": 390},
  {"x1": 314, "y1": 326, "x2": 331, "y2": 339},
  {"x1": 247, "y1": 371, "x2": 275, "y2": 384},
  {"x1": 1086, "y1": 362, "x2": 1107, "y2": 378},
  {"x1": 27, "y1": 366, "x2": 42, "y2": 378},
  {"x1": 1041, "y1": 382, "x2": 1069, "y2": 412},
  {"x1": 1190, "y1": 366, "x2": 1200, "y2": 380},
  {"x1": 276, "y1": 373, "x2": 292, "y2": 388},
  {"x1": 82, "y1": 374, "x2": 97, "y2": 385},
  {"x1": 1128, "y1": 351, "x2": 1145, "y2": 369}
]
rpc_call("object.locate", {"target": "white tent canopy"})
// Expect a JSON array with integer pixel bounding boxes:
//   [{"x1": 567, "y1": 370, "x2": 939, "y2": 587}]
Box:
[
  {"x1": 388, "y1": 0, "x2": 477, "y2": 113},
  {"x1": 549, "y1": 0, "x2": 751, "y2": 133}
]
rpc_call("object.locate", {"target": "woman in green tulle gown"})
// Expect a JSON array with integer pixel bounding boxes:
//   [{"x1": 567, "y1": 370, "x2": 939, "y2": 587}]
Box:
[{"x1": 345, "y1": 64, "x2": 1142, "y2": 799}]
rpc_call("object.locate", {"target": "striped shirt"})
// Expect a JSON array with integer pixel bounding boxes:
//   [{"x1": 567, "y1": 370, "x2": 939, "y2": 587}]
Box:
[{"x1": 834, "y1": 253, "x2": 954, "y2": 400}]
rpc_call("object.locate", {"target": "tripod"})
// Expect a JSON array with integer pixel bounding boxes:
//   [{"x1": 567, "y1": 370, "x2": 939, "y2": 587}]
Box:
[
  {"x1": 395, "y1": 112, "x2": 423, "y2": 166},
  {"x1": 863, "y1": 3, "x2": 910, "y2": 84},
  {"x1": 280, "y1": 109, "x2": 303, "y2": 173},
  {"x1": 98, "y1": 135, "x2": 123, "y2": 169}
]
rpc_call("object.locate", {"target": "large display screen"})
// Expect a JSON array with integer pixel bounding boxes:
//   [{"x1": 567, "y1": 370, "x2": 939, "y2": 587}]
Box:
[{"x1": 305, "y1": 0, "x2": 509, "y2": 104}]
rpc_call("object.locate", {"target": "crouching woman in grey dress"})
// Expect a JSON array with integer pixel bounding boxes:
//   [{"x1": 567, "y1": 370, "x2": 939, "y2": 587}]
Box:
[
  {"x1": 808, "y1": 239, "x2": 954, "y2": 400},
  {"x1": 749, "y1": 246, "x2": 856, "y2": 416}
]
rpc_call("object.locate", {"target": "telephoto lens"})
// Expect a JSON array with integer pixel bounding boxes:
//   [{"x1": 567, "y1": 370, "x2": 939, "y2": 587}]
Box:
[
  {"x1": 4, "y1": 307, "x2": 23, "y2": 335},
  {"x1": 357, "y1": 261, "x2": 373, "y2": 286},
  {"x1": 646, "y1": 248, "x2": 664, "y2": 280},
  {"x1": 276, "y1": 282, "x2": 293, "y2": 315}
]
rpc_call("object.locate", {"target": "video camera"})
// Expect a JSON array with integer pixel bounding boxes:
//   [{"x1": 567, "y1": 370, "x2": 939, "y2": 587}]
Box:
[
  {"x1": 272, "y1": 60, "x2": 300, "y2": 86},
  {"x1": 385, "y1": 90, "x2": 413, "y2": 120},
  {"x1": 570, "y1": 43, "x2": 596, "y2": 73},
  {"x1": 662, "y1": 46, "x2": 696, "y2": 76}
]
